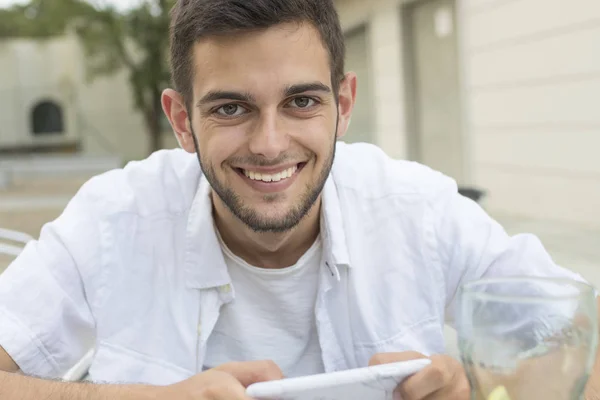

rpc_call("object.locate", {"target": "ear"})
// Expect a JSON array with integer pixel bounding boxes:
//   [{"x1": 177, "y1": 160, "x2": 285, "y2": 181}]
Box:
[
  {"x1": 162, "y1": 89, "x2": 196, "y2": 153},
  {"x1": 335, "y1": 72, "x2": 357, "y2": 139}
]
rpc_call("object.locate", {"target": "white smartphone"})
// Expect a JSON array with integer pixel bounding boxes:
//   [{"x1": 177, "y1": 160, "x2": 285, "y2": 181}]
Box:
[{"x1": 246, "y1": 358, "x2": 431, "y2": 400}]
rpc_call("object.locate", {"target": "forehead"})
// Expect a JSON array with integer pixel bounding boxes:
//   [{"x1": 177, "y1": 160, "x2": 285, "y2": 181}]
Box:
[{"x1": 191, "y1": 22, "x2": 332, "y2": 98}]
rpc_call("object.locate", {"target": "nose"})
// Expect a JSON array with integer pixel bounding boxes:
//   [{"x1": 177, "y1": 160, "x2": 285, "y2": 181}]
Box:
[{"x1": 248, "y1": 109, "x2": 290, "y2": 160}]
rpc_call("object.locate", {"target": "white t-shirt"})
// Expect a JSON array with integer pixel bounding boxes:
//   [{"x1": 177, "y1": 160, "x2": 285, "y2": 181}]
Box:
[{"x1": 204, "y1": 232, "x2": 326, "y2": 377}]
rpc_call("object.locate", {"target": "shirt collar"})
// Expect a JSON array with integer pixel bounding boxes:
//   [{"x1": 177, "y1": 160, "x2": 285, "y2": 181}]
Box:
[
  {"x1": 184, "y1": 175, "x2": 231, "y2": 289},
  {"x1": 320, "y1": 174, "x2": 351, "y2": 269},
  {"x1": 184, "y1": 173, "x2": 351, "y2": 289}
]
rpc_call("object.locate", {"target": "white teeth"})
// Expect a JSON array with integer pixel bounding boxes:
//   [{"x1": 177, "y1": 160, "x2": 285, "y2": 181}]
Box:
[{"x1": 243, "y1": 165, "x2": 298, "y2": 182}]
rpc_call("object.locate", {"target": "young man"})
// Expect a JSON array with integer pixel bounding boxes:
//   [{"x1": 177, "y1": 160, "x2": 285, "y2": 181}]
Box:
[{"x1": 0, "y1": 1, "x2": 598, "y2": 399}]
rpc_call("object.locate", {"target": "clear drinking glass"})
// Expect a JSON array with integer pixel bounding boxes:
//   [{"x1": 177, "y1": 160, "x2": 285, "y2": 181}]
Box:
[{"x1": 456, "y1": 277, "x2": 598, "y2": 400}]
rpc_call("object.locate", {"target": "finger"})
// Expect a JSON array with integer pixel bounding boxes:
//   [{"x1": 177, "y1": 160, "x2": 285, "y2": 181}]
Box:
[
  {"x1": 398, "y1": 362, "x2": 451, "y2": 400},
  {"x1": 368, "y1": 351, "x2": 426, "y2": 366},
  {"x1": 214, "y1": 360, "x2": 284, "y2": 387},
  {"x1": 424, "y1": 356, "x2": 469, "y2": 400},
  {"x1": 193, "y1": 370, "x2": 251, "y2": 400},
  {"x1": 211, "y1": 380, "x2": 253, "y2": 400}
]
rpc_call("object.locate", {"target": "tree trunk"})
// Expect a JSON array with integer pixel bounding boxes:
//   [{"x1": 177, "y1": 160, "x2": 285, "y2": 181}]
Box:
[
  {"x1": 145, "y1": 87, "x2": 163, "y2": 154},
  {"x1": 148, "y1": 116, "x2": 162, "y2": 154}
]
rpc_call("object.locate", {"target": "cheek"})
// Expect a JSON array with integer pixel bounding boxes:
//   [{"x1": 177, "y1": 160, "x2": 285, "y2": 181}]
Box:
[
  {"x1": 197, "y1": 123, "x2": 248, "y2": 165},
  {"x1": 290, "y1": 118, "x2": 335, "y2": 153}
]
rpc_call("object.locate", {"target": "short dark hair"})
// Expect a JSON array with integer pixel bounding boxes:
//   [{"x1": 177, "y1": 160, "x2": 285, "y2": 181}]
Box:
[{"x1": 169, "y1": 0, "x2": 346, "y2": 109}]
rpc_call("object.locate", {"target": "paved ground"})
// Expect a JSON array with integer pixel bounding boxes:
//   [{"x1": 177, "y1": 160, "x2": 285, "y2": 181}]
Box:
[
  {"x1": 1, "y1": 178, "x2": 85, "y2": 235},
  {"x1": 0, "y1": 177, "x2": 87, "y2": 270}
]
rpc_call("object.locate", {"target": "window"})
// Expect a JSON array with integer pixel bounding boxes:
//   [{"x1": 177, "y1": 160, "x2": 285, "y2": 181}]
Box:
[{"x1": 31, "y1": 101, "x2": 64, "y2": 135}]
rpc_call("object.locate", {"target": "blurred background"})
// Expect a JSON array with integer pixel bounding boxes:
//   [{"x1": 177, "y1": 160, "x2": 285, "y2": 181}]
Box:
[{"x1": 0, "y1": 0, "x2": 599, "y2": 288}]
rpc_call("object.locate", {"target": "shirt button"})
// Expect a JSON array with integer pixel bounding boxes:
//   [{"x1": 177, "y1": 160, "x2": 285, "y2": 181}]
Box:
[
  {"x1": 219, "y1": 284, "x2": 232, "y2": 294},
  {"x1": 197, "y1": 324, "x2": 202, "y2": 335}
]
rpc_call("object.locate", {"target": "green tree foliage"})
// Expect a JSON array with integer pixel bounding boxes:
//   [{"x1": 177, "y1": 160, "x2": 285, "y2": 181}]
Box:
[{"x1": 0, "y1": 0, "x2": 175, "y2": 153}]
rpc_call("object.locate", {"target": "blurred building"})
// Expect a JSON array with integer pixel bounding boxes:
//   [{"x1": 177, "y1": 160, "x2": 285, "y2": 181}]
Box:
[
  {"x1": 0, "y1": 31, "x2": 176, "y2": 162},
  {"x1": 336, "y1": 0, "x2": 600, "y2": 228},
  {"x1": 0, "y1": 0, "x2": 599, "y2": 228}
]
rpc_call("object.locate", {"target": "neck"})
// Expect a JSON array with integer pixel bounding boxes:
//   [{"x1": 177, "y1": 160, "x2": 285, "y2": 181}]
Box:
[{"x1": 212, "y1": 193, "x2": 321, "y2": 269}]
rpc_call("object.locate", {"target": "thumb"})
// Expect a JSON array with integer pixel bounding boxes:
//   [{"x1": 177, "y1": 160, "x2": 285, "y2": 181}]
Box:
[
  {"x1": 369, "y1": 351, "x2": 427, "y2": 366},
  {"x1": 214, "y1": 360, "x2": 284, "y2": 387}
]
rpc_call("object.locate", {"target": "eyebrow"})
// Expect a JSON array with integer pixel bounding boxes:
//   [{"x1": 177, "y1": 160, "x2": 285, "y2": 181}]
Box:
[
  {"x1": 283, "y1": 82, "x2": 332, "y2": 97},
  {"x1": 196, "y1": 91, "x2": 256, "y2": 107}
]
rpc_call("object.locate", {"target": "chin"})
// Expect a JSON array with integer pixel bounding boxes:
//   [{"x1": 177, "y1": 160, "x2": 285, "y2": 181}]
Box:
[{"x1": 253, "y1": 207, "x2": 293, "y2": 221}]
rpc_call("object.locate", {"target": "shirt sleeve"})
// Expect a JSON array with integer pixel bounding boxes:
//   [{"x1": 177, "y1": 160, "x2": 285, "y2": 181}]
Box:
[
  {"x1": 0, "y1": 186, "x2": 101, "y2": 378},
  {"x1": 428, "y1": 179, "x2": 586, "y2": 327}
]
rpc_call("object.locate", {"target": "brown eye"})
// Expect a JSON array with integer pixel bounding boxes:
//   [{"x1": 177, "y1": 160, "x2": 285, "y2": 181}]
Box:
[
  {"x1": 290, "y1": 97, "x2": 316, "y2": 108},
  {"x1": 216, "y1": 104, "x2": 246, "y2": 117}
]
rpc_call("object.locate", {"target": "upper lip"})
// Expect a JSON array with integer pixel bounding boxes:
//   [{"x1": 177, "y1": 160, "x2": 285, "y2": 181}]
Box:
[{"x1": 235, "y1": 162, "x2": 303, "y2": 174}]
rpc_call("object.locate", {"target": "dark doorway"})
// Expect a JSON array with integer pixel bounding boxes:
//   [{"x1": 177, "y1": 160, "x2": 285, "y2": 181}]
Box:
[{"x1": 31, "y1": 101, "x2": 64, "y2": 135}]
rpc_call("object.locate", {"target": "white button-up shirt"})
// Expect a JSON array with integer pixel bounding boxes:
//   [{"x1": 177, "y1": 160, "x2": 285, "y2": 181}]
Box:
[{"x1": 0, "y1": 142, "x2": 581, "y2": 384}]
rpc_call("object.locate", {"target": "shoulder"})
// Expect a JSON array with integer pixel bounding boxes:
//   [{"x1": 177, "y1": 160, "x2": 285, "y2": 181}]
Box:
[
  {"x1": 74, "y1": 149, "x2": 200, "y2": 217},
  {"x1": 332, "y1": 141, "x2": 457, "y2": 202}
]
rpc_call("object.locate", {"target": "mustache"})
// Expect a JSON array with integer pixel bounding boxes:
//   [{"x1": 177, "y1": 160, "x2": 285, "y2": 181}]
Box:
[{"x1": 227, "y1": 154, "x2": 309, "y2": 167}]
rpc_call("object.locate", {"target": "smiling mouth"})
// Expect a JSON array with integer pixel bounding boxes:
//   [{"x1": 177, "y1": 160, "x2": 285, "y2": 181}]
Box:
[{"x1": 235, "y1": 162, "x2": 306, "y2": 183}]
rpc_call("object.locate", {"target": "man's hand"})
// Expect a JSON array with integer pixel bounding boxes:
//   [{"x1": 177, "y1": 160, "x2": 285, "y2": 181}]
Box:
[
  {"x1": 160, "y1": 360, "x2": 284, "y2": 400},
  {"x1": 369, "y1": 352, "x2": 470, "y2": 400}
]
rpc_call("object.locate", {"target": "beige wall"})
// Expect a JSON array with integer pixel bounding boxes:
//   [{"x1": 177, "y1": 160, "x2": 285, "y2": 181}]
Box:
[
  {"x1": 77, "y1": 65, "x2": 179, "y2": 160},
  {"x1": 465, "y1": 0, "x2": 600, "y2": 227},
  {"x1": 76, "y1": 68, "x2": 155, "y2": 161},
  {"x1": 335, "y1": 0, "x2": 409, "y2": 159},
  {"x1": 0, "y1": 36, "x2": 80, "y2": 148},
  {"x1": 0, "y1": 42, "x2": 21, "y2": 147}
]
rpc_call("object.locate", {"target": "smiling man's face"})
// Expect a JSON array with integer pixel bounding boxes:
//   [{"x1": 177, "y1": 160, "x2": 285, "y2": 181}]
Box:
[{"x1": 183, "y1": 22, "x2": 353, "y2": 232}]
